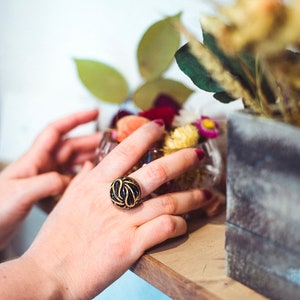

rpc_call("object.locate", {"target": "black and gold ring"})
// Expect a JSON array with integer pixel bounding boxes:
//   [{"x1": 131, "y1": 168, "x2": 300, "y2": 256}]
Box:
[{"x1": 110, "y1": 176, "x2": 142, "y2": 209}]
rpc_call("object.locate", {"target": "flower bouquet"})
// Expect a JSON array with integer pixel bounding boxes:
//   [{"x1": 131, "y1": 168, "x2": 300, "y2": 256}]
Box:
[
  {"x1": 95, "y1": 94, "x2": 225, "y2": 217},
  {"x1": 75, "y1": 13, "x2": 226, "y2": 216},
  {"x1": 39, "y1": 94, "x2": 224, "y2": 215}
]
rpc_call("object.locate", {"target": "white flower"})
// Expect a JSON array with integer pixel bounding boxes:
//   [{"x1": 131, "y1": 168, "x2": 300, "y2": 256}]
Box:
[{"x1": 172, "y1": 109, "x2": 200, "y2": 127}]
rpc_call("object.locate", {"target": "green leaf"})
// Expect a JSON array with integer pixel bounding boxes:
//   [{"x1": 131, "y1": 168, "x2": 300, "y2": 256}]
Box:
[
  {"x1": 213, "y1": 91, "x2": 236, "y2": 103},
  {"x1": 132, "y1": 78, "x2": 193, "y2": 110},
  {"x1": 74, "y1": 59, "x2": 129, "y2": 104},
  {"x1": 204, "y1": 31, "x2": 277, "y2": 104},
  {"x1": 175, "y1": 32, "x2": 258, "y2": 104},
  {"x1": 203, "y1": 31, "x2": 256, "y2": 98},
  {"x1": 137, "y1": 13, "x2": 181, "y2": 81},
  {"x1": 175, "y1": 43, "x2": 223, "y2": 93}
]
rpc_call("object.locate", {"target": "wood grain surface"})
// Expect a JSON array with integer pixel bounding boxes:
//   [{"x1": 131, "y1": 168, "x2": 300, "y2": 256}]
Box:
[{"x1": 132, "y1": 211, "x2": 267, "y2": 300}]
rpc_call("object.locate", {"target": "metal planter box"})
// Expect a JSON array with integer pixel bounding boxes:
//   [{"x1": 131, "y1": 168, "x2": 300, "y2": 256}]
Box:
[{"x1": 226, "y1": 110, "x2": 300, "y2": 300}]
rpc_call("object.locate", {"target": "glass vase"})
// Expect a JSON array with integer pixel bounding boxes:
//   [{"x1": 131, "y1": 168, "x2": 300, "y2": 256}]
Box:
[{"x1": 94, "y1": 130, "x2": 223, "y2": 195}]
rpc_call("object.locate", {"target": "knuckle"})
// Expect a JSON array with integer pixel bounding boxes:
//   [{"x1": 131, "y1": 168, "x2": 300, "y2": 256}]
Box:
[
  {"x1": 145, "y1": 161, "x2": 168, "y2": 182},
  {"x1": 49, "y1": 172, "x2": 66, "y2": 191},
  {"x1": 107, "y1": 233, "x2": 134, "y2": 259},
  {"x1": 159, "y1": 216, "x2": 177, "y2": 235},
  {"x1": 45, "y1": 122, "x2": 59, "y2": 136},
  {"x1": 117, "y1": 142, "x2": 140, "y2": 162},
  {"x1": 161, "y1": 194, "x2": 177, "y2": 214},
  {"x1": 189, "y1": 189, "x2": 203, "y2": 209},
  {"x1": 190, "y1": 188, "x2": 202, "y2": 200}
]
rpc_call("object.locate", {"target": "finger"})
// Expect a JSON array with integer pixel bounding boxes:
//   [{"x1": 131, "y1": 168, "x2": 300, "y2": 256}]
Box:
[
  {"x1": 97, "y1": 120, "x2": 165, "y2": 180},
  {"x1": 133, "y1": 188, "x2": 211, "y2": 226},
  {"x1": 131, "y1": 148, "x2": 203, "y2": 197},
  {"x1": 19, "y1": 172, "x2": 71, "y2": 206},
  {"x1": 31, "y1": 109, "x2": 99, "y2": 154},
  {"x1": 43, "y1": 109, "x2": 99, "y2": 138},
  {"x1": 1, "y1": 110, "x2": 99, "y2": 180},
  {"x1": 134, "y1": 215, "x2": 187, "y2": 253},
  {"x1": 55, "y1": 133, "x2": 101, "y2": 164}
]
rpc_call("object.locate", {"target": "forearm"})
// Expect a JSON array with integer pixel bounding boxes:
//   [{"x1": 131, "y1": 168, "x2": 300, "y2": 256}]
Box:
[{"x1": 0, "y1": 256, "x2": 65, "y2": 299}]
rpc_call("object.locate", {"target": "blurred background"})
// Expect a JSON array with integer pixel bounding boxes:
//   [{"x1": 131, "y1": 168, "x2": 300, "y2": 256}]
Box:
[{"x1": 0, "y1": 0, "x2": 239, "y2": 299}]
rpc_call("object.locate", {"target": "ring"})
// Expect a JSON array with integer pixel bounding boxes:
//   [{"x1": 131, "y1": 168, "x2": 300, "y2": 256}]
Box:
[{"x1": 110, "y1": 176, "x2": 142, "y2": 209}]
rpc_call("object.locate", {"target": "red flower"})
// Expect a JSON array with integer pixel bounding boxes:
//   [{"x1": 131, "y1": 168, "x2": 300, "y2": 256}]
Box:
[
  {"x1": 138, "y1": 106, "x2": 176, "y2": 127},
  {"x1": 153, "y1": 93, "x2": 181, "y2": 114}
]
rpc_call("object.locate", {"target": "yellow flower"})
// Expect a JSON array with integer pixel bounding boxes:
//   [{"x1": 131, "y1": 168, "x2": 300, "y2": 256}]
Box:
[{"x1": 163, "y1": 124, "x2": 199, "y2": 155}]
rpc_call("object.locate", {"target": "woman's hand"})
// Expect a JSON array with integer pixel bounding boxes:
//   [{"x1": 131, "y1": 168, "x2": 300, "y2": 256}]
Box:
[
  {"x1": 19, "y1": 119, "x2": 212, "y2": 300},
  {"x1": 0, "y1": 109, "x2": 100, "y2": 249},
  {"x1": 1, "y1": 109, "x2": 100, "y2": 178}
]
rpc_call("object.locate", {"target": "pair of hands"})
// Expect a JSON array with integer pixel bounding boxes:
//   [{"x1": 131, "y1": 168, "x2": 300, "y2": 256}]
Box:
[{"x1": 0, "y1": 109, "x2": 211, "y2": 299}]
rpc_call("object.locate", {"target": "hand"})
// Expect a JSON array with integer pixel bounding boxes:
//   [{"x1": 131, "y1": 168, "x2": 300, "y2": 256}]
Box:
[
  {"x1": 0, "y1": 109, "x2": 100, "y2": 249},
  {"x1": 18, "y1": 119, "x2": 212, "y2": 299}
]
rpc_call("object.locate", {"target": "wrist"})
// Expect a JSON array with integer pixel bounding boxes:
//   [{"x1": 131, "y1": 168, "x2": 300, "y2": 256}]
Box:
[{"x1": 0, "y1": 255, "x2": 66, "y2": 299}]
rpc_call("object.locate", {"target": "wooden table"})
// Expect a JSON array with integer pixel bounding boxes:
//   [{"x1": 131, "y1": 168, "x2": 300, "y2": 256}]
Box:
[{"x1": 131, "y1": 210, "x2": 267, "y2": 300}]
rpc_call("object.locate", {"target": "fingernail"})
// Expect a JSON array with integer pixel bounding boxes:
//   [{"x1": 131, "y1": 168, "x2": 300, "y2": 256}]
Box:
[
  {"x1": 202, "y1": 189, "x2": 213, "y2": 201},
  {"x1": 153, "y1": 119, "x2": 164, "y2": 126},
  {"x1": 195, "y1": 148, "x2": 205, "y2": 160}
]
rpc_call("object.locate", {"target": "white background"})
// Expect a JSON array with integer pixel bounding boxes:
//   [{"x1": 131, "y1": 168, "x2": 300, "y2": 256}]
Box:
[{"x1": 0, "y1": 0, "x2": 239, "y2": 162}]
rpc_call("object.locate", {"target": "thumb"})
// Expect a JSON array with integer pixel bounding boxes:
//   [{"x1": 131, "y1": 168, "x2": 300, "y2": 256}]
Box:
[{"x1": 20, "y1": 172, "x2": 71, "y2": 206}]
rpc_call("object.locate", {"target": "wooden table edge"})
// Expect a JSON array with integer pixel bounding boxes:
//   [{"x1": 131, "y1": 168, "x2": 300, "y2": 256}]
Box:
[{"x1": 131, "y1": 254, "x2": 220, "y2": 300}]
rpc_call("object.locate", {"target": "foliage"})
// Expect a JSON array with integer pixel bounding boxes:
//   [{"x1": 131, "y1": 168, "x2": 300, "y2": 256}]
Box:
[
  {"x1": 74, "y1": 59, "x2": 128, "y2": 104},
  {"x1": 74, "y1": 13, "x2": 193, "y2": 110},
  {"x1": 175, "y1": 0, "x2": 300, "y2": 126},
  {"x1": 132, "y1": 78, "x2": 192, "y2": 110}
]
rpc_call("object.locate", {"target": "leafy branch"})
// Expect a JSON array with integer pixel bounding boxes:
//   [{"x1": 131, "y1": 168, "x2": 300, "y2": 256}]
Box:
[
  {"x1": 74, "y1": 13, "x2": 193, "y2": 110},
  {"x1": 174, "y1": 0, "x2": 300, "y2": 126}
]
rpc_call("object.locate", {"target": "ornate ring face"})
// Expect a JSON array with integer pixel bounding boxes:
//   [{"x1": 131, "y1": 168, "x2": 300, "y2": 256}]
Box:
[{"x1": 110, "y1": 176, "x2": 142, "y2": 209}]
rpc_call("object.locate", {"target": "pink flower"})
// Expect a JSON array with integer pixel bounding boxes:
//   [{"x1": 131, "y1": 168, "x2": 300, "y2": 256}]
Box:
[{"x1": 195, "y1": 116, "x2": 219, "y2": 139}]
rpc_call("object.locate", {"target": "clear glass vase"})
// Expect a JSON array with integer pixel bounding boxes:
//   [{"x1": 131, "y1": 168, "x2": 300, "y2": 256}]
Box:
[{"x1": 94, "y1": 130, "x2": 119, "y2": 165}]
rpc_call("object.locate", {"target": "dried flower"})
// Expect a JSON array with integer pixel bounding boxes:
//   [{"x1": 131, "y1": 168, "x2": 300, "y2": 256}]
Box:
[
  {"x1": 163, "y1": 124, "x2": 200, "y2": 155},
  {"x1": 138, "y1": 106, "x2": 176, "y2": 127},
  {"x1": 96, "y1": 101, "x2": 223, "y2": 211},
  {"x1": 153, "y1": 93, "x2": 181, "y2": 114},
  {"x1": 175, "y1": 0, "x2": 300, "y2": 126},
  {"x1": 195, "y1": 116, "x2": 219, "y2": 139},
  {"x1": 116, "y1": 115, "x2": 150, "y2": 142},
  {"x1": 110, "y1": 109, "x2": 133, "y2": 128},
  {"x1": 202, "y1": 0, "x2": 284, "y2": 55},
  {"x1": 172, "y1": 109, "x2": 200, "y2": 127},
  {"x1": 175, "y1": 22, "x2": 261, "y2": 114}
]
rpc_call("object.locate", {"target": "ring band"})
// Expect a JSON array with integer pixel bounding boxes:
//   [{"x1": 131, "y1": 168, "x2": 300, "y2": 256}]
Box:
[{"x1": 110, "y1": 176, "x2": 142, "y2": 209}]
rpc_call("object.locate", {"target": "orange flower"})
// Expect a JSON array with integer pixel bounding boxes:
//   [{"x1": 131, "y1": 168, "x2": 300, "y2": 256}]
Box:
[{"x1": 116, "y1": 115, "x2": 150, "y2": 142}]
